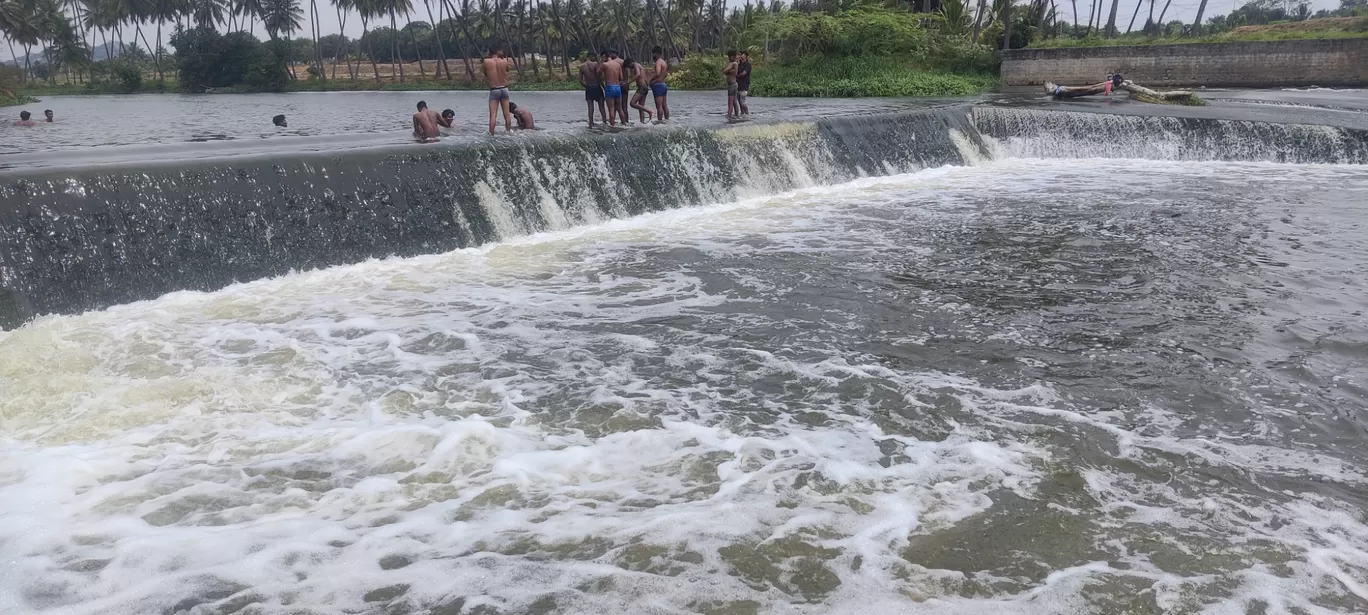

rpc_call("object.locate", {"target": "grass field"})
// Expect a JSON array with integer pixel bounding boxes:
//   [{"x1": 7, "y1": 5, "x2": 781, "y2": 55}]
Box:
[{"x1": 1030, "y1": 16, "x2": 1368, "y2": 48}]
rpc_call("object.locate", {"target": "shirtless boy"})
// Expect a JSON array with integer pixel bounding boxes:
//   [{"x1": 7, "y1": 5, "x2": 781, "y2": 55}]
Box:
[
  {"x1": 601, "y1": 51, "x2": 625, "y2": 127},
  {"x1": 628, "y1": 58, "x2": 653, "y2": 123},
  {"x1": 579, "y1": 54, "x2": 608, "y2": 128},
  {"x1": 412, "y1": 100, "x2": 441, "y2": 140},
  {"x1": 483, "y1": 46, "x2": 515, "y2": 135},
  {"x1": 650, "y1": 46, "x2": 670, "y2": 122}
]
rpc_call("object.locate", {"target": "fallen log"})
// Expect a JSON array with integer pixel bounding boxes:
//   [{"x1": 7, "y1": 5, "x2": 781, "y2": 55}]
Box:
[
  {"x1": 1117, "y1": 80, "x2": 1205, "y2": 106},
  {"x1": 1043, "y1": 76, "x2": 1205, "y2": 106}
]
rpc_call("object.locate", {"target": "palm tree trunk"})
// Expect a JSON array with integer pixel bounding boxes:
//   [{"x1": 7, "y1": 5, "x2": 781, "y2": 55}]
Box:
[
  {"x1": 442, "y1": 0, "x2": 479, "y2": 81},
  {"x1": 310, "y1": 0, "x2": 326, "y2": 80},
  {"x1": 971, "y1": 0, "x2": 987, "y2": 41},
  {"x1": 390, "y1": 11, "x2": 404, "y2": 81},
  {"x1": 408, "y1": 18, "x2": 427, "y2": 79},
  {"x1": 1001, "y1": 0, "x2": 1013, "y2": 49},
  {"x1": 1190, "y1": 0, "x2": 1207, "y2": 35},
  {"x1": 154, "y1": 21, "x2": 164, "y2": 84},
  {"x1": 1156, "y1": 0, "x2": 1171, "y2": 26},
  {"x1": 549, "y1": 0, "x2": 571, "y2": 78},
  {"x1": 1126, "y1": 0, "x2": 1142, "y2": 32},
  {"x1": 1104, "y1": 0, "x2": 1120, "y2": 36},
  {"x1": 423, "y1": 0, "x2": 451, "y2": 79},
  {"x1": 1069, "y1": 0, "x2": 1078, "y2": 33},
  {"x1": 332, "y1": 4, "x2": 347, "y2": 79},
  {"x1": 362, "y1": 17, "x2": 382, "y2": 81}
]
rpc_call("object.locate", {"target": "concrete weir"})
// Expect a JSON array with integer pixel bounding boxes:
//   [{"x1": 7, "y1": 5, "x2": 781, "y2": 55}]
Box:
[
  {"x1": 1001, "y1": 38, "x2": 1368, "y2": 88},
  {"x1": 0, "y1": 107, "x2": 987, "y2": 329},
  {"x1": 2, "y1": 101, "x2": 1367, "y2": 329}
]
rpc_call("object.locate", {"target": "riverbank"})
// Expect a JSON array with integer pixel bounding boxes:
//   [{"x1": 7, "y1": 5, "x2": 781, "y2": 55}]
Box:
[{"x1": 17, "y1": 58, "x2": 999, "y2": 99}]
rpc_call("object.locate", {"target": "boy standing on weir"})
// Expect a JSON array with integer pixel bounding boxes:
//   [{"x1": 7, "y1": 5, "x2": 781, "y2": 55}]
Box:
[
  {"x1": 651, "y1": 46, "x2": 670, "y2": 122},
  {"x1": 484, "y1": 46, "x2": 515, "y2": 135},
  {"x1": 629, "y1": 58, "x2": 654, "y2": 123},
  {"x1": 602, "y1": 51, "x2": 626, "y2": 127},
  {"x1": 579, "y1": 53, "x2": 608, "y2": 128},
  {"x1": 723, "y1": 51, "x2": 740, "y2": 120},
  {"x1": 737, "y1": 52, "x2": 752, "y2": 117}
]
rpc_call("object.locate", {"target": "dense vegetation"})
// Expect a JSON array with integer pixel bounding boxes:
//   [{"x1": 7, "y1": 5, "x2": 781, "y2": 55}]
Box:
[{"x1": 3, "y1": 0, "x2": 1003, "y2": 97}]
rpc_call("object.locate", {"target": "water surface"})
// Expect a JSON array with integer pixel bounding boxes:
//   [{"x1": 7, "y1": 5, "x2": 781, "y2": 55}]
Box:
[{"x1": 3, "y1": 158, "x2": 1366, "y2": 614}]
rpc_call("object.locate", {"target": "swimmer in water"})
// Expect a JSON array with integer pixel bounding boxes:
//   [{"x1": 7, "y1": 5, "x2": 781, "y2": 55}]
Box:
[
  {"x1": 438, "y1": 109, "x2": 455, "y2": 128},
  {"x1": 14, "y1": 111, "x2": 35, "y2": 126},
  {"x1": 44, "y1": 109, "x2": 54, "y2": 123},
  {"x1": 508, "y1": 102, "x2": 534, "y2": 130},
  {"x1": 412, "y1": 100, "x2": 441, "y2": 141},
  {"x1": 272, "y1": 114, "x2": 287, "y2": 127}
]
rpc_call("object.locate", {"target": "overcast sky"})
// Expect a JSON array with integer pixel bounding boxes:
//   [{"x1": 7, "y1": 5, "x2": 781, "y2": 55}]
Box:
[{"x1": 1, "y1": 0, "x2": 1347, "y2": 62}]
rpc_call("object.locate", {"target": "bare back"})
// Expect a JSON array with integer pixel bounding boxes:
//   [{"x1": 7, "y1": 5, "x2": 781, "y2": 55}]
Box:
[
  {"x1": 653, "y1": 58, "x2": 669, "y2": 84},
  {"x1": 603, "y1": 59, "x2": 624, "y2": 86},
  {"x1": 413, "y1": 109, "x2": 440, "y2": 138},
  {"x1": 580, "y1": 61, "x2": 602, "y2": 87},
  {"x1": 484, "y1": 57, "x2": 512, "y2": 88}
]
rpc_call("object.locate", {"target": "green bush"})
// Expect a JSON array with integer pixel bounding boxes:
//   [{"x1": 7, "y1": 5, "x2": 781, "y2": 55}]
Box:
[
  {"x1": 110, "y1": 62, "x2": 144, "y2": 93},
  {"x1": 749, "y1": 55, "x2": 997, "y2": 97},
  {"x1": 667, "y1": 54, "x2": 728, "y2": 90}
]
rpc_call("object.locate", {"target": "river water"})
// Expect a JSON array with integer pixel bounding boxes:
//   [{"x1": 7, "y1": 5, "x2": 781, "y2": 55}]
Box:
[{"x1": 3, "y1": 153, "x2": 1367, "y2": 614}]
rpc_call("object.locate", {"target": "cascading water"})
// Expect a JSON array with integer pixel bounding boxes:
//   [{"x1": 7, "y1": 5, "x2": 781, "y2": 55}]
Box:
[
  {"x1": 0, "y1": 107, "x2": 987, "y2": 329},
  {"x1": 973, "y1": 106, "x2": 1368, "y2": 163}
]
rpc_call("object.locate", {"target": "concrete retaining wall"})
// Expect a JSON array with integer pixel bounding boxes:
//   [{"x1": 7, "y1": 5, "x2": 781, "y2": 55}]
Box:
[{"x1": 1001, "y1": 38, "x2": 1368, "y2": 87}]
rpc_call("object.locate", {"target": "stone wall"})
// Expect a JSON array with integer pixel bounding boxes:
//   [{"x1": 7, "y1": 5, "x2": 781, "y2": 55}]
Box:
[{"x1": 1001, "y1": 38, "x2": 1368, "y2": 87}]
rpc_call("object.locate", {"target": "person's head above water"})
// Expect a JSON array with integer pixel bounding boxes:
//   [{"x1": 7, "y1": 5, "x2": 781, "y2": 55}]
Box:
[
  {"x1": 417, "y1": 101, "x2": 428, "y2": 111},
  {"x1": 43, "y1": 109, "x2": 53, "y2": 121},
  {"x1": 272, "y1": 114, "x2": 287, "y2": 127},
  {"x1": 20, "y1": 111, "x2": 31, "y2": 121},
  {"x1": 441, "y1": 109, "x2": 454, "y2": 119}
]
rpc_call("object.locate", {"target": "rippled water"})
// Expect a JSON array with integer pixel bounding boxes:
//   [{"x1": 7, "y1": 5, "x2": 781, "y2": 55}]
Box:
[
  {"x1": 0, "y1": 91, "x2": 981, "y2": 158},
  {"x1": 2, "y1": 158, "x2": 1368, "y2": 615}
]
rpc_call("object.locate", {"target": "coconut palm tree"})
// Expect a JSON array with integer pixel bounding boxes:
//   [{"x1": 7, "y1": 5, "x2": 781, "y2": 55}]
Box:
[
  {"x1": 329, "y1": 0, "x2": 355, "y2": 78},
  {"x1": 377, "y1": 0, "x2": 410, "y2": 81},
  {"x1": 419, "y1": 0, "x2": 447, "y2": 78},
  {"x1": 306, "y1": 0, "x2": 323, "y2": 78},
  {"x1": 355, "y1": 0, "x2": 381, "y2": 80},
  {"x1": 189, "y1": 0, "x2": 226, "y2": 26},
  {"x1": 259, "y1": 0, "x2": 301, "y2": 77}
]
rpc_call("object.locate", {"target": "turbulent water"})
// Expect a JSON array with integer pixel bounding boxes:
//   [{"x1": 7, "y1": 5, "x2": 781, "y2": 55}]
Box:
[{"x1": 3, "y1": 111, "x2": 1368, "y2": 615}]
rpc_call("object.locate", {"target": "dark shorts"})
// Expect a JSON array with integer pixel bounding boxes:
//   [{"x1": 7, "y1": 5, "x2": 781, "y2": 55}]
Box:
[
  {"x1": 605, "y1": 84, "x2": 623, "y2": 99},
  {"x1": 727, "y1": 82, "x2": 739, "y2": 96},
  {"x1": 489, "y1": 87, "x2": 509, "y2": 101},
  {"x1": 585, "y1": 86, "x2": 604, "y2": 102},
  {"x1": 635, "y1": 86, "x2": 649, "y2": 99},
  {"x1": 651, "y1": 82, "x2": 668, "y2": 98}
]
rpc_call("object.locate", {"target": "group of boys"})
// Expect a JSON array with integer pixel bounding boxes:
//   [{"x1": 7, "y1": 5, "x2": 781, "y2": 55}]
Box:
[
  {"x1": 11, "y1": 109, "x2": 54, "y2": 126},
  {"x1": 579, "y1": 45, "x2": 672, "y2": 128},
  {"x1": 407, "y1": 43, "x2": 751, "y2": 140},
  {"x1": 723, "y1": 50, "x2": 753, "y2": 120}
]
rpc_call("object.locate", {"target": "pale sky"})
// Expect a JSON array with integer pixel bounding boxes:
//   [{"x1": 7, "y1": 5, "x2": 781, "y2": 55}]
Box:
[{"x1": 0, "y1": 0, "x2": 1347, "y2": 63}]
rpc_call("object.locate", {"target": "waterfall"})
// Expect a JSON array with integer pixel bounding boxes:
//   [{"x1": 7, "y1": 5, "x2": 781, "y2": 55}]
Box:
[{"x1": 0, "y1": 107, "x2": 988, "y2": 328}]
